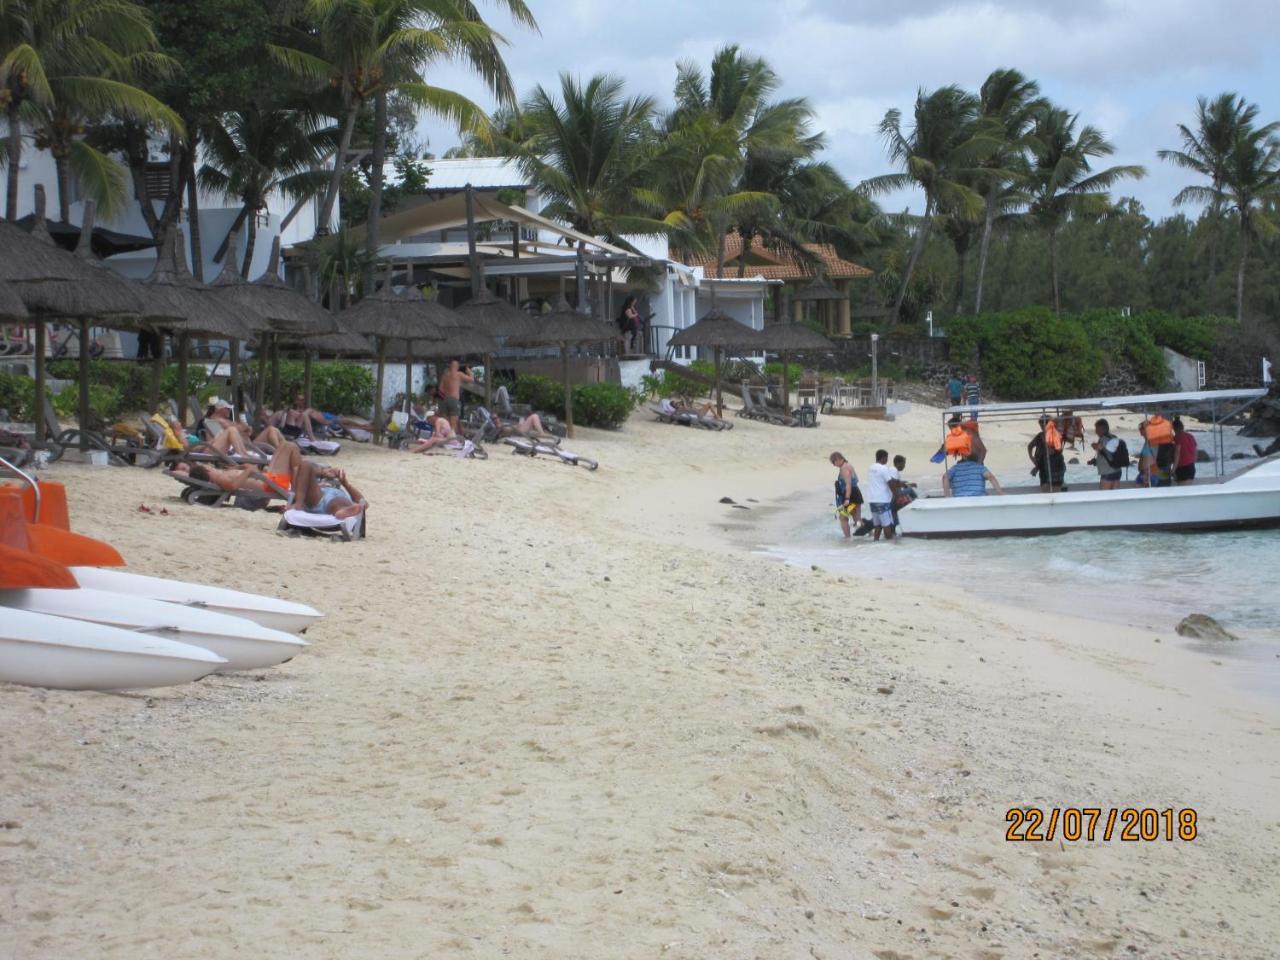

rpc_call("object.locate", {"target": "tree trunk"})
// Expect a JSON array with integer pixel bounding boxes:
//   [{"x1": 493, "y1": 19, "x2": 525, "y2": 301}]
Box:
[
  {"x1": 184, "y1": 146, "x2": 204, "y2": 280},
  {"x1": 125, "y1": 124, "x2": 162, "y2": 238},
  {"x1": 54, "y1": 154, "x2": 71, "y2": 224},
  {"x1": 33, "y1": 322, "x2": 46, "y2": 444},
  {"x1": 315, "y1": 103, "x2": 359, "y2": 235},
  {"x1": 77, "y1": 319, "x2": 90, "y2": 450},
  {"x1": 364, "y1": 89, "x2": 388, "y2": 292},
  {"x1": 241, "y1": 213, "x2": 257, "y2": 279},
  {"x1": 373, "y1": 335, "x2": 387, "y2": 442},
  {"x1": 892, "y1": 195, "x2": 934, "y2": 321},
  {"x1": 973, "y1": 196, "x2": 996, "y2": 314},
  {"x1": 1236, "y1": 219, "x2": 1249, "y2": 324},
  {"x1": 1206, "y1": 190, "x2": 1222, "y2": 303},
  {"x1": 952, "y1": 246, "x2": 969, "y2": 314},
  {"x1": 6, "y1": 100, "x2": 22, "y2": 221},
  {"x1": 1049, "y1": 228, "x2": 1061, "y2": 315},
  {"x1": 562, "y1": 346, "x2": 574, "y2": 439},
  {"x1": 176, "y1": 332, "x2": 190, "y2": 424},
  {"x1": 213, "y1": 204, "x2": 251, "y2": 264},
  {"x1": 715, "y1": 227, "x2": 727, "y2": 279},
  {"x1": 736, "y1": 241, "x2": 748, "y2": 278}
]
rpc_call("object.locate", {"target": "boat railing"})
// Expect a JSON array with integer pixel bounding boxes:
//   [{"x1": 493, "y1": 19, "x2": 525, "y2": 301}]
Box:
[{"x1": 0, "y1": 452, "x2": 40, "y2": 523}]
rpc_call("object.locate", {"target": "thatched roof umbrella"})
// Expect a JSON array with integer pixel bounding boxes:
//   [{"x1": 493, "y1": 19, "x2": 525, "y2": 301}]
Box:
[
  {"x1": 419, "y1": 325, "x2": 499, "y2": 360},
  {"x1": 452, "y1": 287, "x2": 539, "y2": 408},
  {"x1": 0, "y1": 281, "x2": 29, "y2": 321},
  {"x1": 508, "y1": 298, "x2": 618, "y2": 438},
  {"x1": 339, "y1": 262, "x2": 450, "y2": 439},
  {"x1": 668, "y1": 307, "x2": 760, "y2": 417},
  {"x1": 207, "y1": 235, "x2": 274, "y2": 417},
  {"x1": 0, "y1": 188, "x2": 143, "y2": 444},
  {"x1": 752, "y1": 321, "x2": 834, "y2": 412},
  {"x1": 140, "y1": 233, "x2": 256, "y2": 422}
]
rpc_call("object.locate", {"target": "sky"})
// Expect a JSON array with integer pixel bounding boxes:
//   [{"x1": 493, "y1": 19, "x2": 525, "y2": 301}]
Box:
[{"x1": 416, "y1": 0, "x2": 1280, "y2": 220}]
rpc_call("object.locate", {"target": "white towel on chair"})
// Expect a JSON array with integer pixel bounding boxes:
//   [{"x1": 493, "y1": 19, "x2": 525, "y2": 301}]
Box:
[{"x1": 281, "y1": 508, "x2": 361, "y2": 538}]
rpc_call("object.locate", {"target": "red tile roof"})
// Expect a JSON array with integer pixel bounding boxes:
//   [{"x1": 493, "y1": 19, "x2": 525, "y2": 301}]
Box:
[{"x1": 681, "y1": 232, "x2": 872, "y2": 281}]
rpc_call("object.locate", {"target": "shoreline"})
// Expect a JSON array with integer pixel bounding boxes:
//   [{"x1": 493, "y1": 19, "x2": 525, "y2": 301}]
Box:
[{"x1": 3, "y1": 404, "x2": 1279, "y2": 958}]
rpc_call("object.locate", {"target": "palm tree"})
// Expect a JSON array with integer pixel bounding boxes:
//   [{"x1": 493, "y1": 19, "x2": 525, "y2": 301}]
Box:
[
  {"x1": 510, "y1": 73, "x2": 670, "y2": 241},
  {"x1": 1177, "y1": 120, "x2": 1280, "y2": 322},
  {"x1": 1159, "y1": 93, "x2": 1268, "y2": 300},
  {"x1": 273, "y1": 0, "x2": 534, "y2": 246},
  {"x1": 1026, "y1": 106, "x2": 1145, "y2": 313},
  {"x1": 862, "y1": 85, "x2": 986, "y2": 321},
  {"x1": 199, "y1": 99, "x2": 335, "y2": 276},
  {"x1": 0, "y1": 0, "x2": 181, "y2": 220},
  {"x1": 972, "y1": 68, "x2": 1042, "y2": 314}
]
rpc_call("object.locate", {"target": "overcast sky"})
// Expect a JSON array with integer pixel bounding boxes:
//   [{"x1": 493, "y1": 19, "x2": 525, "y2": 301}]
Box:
[{"x1": 416, "y1": 0, "x2": 1280, "y2": 220}]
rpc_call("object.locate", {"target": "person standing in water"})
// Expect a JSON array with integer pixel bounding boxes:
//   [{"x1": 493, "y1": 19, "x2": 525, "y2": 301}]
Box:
[
  {"x1": 829, "y1": 452, "x2": 862, "y2": 538},
  {"x1": 865, "y1": 449, "x2": 899, "y2": 541}
]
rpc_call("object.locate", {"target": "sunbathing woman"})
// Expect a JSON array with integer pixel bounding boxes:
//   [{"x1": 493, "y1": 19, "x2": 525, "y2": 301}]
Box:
[
  {"x1": 154, "y1": 412, "x2": 268, "y2": 461},
  {"x1": 409, "y1": 415, "x2": 458, "y2": 453},
  {"x1": 491, "y1": 411, "x2": 554, "y2": 439},
  {"x1": 171, "y1": 439, "x2": 302, "y2": 494}
]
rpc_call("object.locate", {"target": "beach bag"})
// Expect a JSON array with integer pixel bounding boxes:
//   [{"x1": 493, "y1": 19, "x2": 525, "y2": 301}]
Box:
[{"x1": 944, "y1": 426, "x2": 972, "y2": 457}]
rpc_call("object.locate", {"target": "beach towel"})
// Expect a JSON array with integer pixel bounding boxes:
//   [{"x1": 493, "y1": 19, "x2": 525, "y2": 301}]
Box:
[{"x1": 278, "y1": 508, "x2": 364, "y2": 540}]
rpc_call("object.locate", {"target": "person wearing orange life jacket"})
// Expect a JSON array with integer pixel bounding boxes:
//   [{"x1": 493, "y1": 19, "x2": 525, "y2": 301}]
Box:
[
  {"x1": 933, "y1": 416, "x2": 988, "y2": 464},
  {"x1": 1027, "y1": 415, "x2": 1067, "y2": 492}
]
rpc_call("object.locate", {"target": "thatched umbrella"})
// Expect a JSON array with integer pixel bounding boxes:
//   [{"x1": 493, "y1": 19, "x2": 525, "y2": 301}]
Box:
[
  {"x1": 0, "y1": 282, "x2": 28, "y2": 321},
  {"x1": 752, "y1": 321, "x2": 834, "y2": 412},
  {"x1": 668, "y1": 307, "x2": 760, "y2": 417},
  {"x1": 0, "y1": 187, "x2": 143, "y2": 443},
  {"x1": 452, "y1": 286, "x2": 539, "y2": 409},
  {"x1": 339, "y1": 262, "x2": 450, "y2": 439},
  {"x1": 207, "y1": 235, "x2": 274, "y2": 417},
  {"x1": 140, "y1": 233, "x2": 255, "y2": 422},
  {"x1": 508, "y1": 298, "x2": 617, "y2": 438},
  {"x1": 419, "y1": 324, "x2": 500, "y2": 361}
]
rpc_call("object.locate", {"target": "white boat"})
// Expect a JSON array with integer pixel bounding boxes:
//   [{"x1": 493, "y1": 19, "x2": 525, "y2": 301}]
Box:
[
  {"x1": 0, "y1": 607, "x2": 226, "y2": 691},
  {"x1": 0, "y1": 588, "x2": 307, "y2": 671},
  {"x1": 67, "y1": 567, "x2": 324, "y2": 634},
  {"x1": 899, "y1": 388, "x2": 1280, "y2": 538}
]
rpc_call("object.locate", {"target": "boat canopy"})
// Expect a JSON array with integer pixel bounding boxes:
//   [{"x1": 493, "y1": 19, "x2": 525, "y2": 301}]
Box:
[{"x1": 943, "y1": 387, "x2": 1267, "y2": 417}]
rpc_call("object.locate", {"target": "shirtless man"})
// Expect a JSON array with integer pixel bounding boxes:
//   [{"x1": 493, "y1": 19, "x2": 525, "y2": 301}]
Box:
[
  {"x1": 294, "y1": 461, "x2": 366, "y2": 519},
  {"x1": 438, "y1": 360, "x2": 473, "y2": 433},
  {"x1": 172, "y1": 439, "x2": 302, "y2": 495}
]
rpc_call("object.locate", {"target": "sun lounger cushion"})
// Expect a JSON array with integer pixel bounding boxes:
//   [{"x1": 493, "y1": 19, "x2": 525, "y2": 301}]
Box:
[{"x1": 278, "y1": 508, "x2": 364, "y2": 540}]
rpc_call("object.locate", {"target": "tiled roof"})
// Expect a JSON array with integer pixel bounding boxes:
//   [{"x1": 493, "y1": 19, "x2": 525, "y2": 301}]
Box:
[{"x1": 681, "y1": 232, "x2": 872, "y2": 281}]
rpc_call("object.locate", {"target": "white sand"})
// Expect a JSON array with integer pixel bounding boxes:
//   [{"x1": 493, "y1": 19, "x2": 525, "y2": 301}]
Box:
[{"x1": 2, "y1": 404, "x2": 1278, "y2": 959}]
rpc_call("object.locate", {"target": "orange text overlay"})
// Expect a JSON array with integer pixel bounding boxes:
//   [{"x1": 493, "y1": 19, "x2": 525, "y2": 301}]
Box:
[{"x1": 1005, "y1": 808, "x2": 1198, "y2": 842}]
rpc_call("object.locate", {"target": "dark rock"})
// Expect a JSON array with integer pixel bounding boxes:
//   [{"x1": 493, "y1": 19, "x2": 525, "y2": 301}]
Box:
[
  {"x1": 1196, "y1": 449, "x2": 1212, "y2": 463},
  {"x1": 719, "y1": 496, "x2": 735, "y2": 504},
  {"x1": 1231, "y1": 452, "x2": 1249, "y2": 460},
  {"x1": 876, "y1": 685, "x2": 894, "y2": 695},
  {"x1": 1176, "y1": 613, "x2": 1237, "y2": 642}
]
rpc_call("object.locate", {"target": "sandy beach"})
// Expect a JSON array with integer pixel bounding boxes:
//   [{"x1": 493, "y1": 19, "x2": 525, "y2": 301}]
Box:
[{"x1": 3, "y1": 403, "x2": 1278, "y2": 959}]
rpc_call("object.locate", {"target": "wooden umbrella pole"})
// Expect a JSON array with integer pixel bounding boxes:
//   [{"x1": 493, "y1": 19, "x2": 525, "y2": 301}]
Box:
[
  {"x1": 228, "y1": 340, "x2": 240, "y2": 418},
  {"x1": 33, "y1": 321, "x2": 47, "y2": 445},
  {"x1": 562, "y1": 344, "x2": 573, "y2": 439},
  {"x1": 254, "y1": 335, "x2": 268, "y2": 412},
  {"x1": 303, "y1": 350, "x2": 314, "y2": 408},
  {"x1": 373, "y1": 335, "x2": 387, "y2": 442},
  {"x1": 404, "y1": 342, "x2": 414, "y2": 413},
  {"x1": 269, "y1": 335, "x2": 281, "y2": 408},
  {"x1": 781, "y1": 351, "x2": 790, "y2": 413},
  {"x1": 149, "y1": 334, "x2": 165, "y2": 415},
  {"x1": 78, "y1": 319, "x2": 90, "y2": 450},
  {"x1": 176, "y1": 331, "x2": 190, "y2": 425},
  {"x1": 714, "y1": 346, "x2": 723, "y2": 418}
]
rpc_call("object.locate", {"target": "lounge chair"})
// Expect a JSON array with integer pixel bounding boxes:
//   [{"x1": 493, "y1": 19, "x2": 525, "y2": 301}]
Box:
[
  {"x1": 503, "y1": 436, "x2": 598, "y2": 470},
  {"x1": 465, "y1": 407, "x2": 562, "y2": 446},
  {"x1": 414, "y1": 437, "x2": 488, "y2": 460},
  {"x1": 739, "y1": 384, "x2": 799, "y2": 427},
  {"x1": 165, "y1": 467, "x2": 291, "y2": 509},
  {"x1": 653, "y1": 399, "x2": 732, "y2": 431},
  {"x1": 277, "y1": 508, "x2": 366, "y2": 541},
  {"x1": 44, "y1": 397, "x2": 166, "y2": 467}
]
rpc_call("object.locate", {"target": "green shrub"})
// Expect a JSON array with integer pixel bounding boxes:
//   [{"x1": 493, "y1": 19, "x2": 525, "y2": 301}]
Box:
[
  {"x1": 763, "y1": 361, "x2": 802, "y2": 387},
  {"x1": 511, "y1": 374, "x2": 639, "y2": 429},
  {"x1": 265, "y1": 360, "x2": 374, "y2": 413},
  {"x1": 0, "y1": 371, "x2": 38, "y2": 420},
  {"x1": 52, "y1": 383, "x2": 123, "y2": 426},
  {"x1": 1142, "y1": 311, "x2": 1221, "y2": 360},
  {"x1": 948, "y1": 308, "x2": 1103, "y2": 400}
]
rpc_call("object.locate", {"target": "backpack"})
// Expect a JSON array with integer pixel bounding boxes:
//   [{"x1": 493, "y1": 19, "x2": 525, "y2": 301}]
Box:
[{"x1": 1102, "y1": 435, "x2": 1130, "y2": 469}]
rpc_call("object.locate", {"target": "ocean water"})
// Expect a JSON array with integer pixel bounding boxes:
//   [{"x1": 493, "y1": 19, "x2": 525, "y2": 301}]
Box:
[{"x1": 765, "y1": 507, "x2": 1280, "y2": 636}]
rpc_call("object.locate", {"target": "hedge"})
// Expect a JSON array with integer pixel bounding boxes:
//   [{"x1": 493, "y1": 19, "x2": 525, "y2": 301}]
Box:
[{"x1": 510, "y1": 374, "x2": 640, "y2": 430}]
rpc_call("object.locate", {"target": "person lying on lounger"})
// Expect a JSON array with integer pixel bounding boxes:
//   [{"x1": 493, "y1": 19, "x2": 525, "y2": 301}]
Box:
[
  {"x1": 661, "y1": 397, "x2": 715, "y2": 418},
  {"x1": 153, "y1": 412, "x2": 268, "y2": 461},
  {"x1": 491, "y1": 411, "x2": 553, "y2": 439},
  {"x1": 171, "y1": 439, "x2": 302, "y2": 494},
  {"x1": 294, "y1": 460, "x2": 366, "y2": 519},
  {"x1": 409, "y1": 415, "x2": 458, "y2": 453}
]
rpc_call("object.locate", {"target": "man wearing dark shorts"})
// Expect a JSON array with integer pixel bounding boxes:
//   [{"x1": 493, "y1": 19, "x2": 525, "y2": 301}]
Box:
[
  {"x1": 438, "y1": 359, "x2": 473, "y2": 434},
  {"x1": 1090, "y1": 418, "x2": 1123, "y2": 490}
]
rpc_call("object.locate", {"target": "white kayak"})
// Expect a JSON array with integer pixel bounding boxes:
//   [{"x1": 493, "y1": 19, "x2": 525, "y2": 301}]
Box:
[
  {"x1": 0, "y1": 588, "x2": 307, "y2": 672},
  {"x1": 0, "y1": 607, "x2": 226, "y2": 691},
  {"x1": 67, "y1": 567, "x2": 323, "y2": 635}
]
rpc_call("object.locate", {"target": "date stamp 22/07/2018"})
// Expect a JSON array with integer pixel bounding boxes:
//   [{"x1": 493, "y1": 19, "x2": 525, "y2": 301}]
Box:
[{"x1": 1005, "y1": 807, "x2": 1198, "y2": 842}]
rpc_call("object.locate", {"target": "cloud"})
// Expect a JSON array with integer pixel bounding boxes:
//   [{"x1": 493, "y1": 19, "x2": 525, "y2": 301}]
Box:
[{"x1": 412, "y1": 0, "x2": 1280, "y2": 217}]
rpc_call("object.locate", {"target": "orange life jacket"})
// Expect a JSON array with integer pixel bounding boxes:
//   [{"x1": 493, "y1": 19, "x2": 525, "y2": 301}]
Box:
[
  {"x1": 944, "y1": 426, "x2": 972, "y2": 456},
  {"x1": 1145, "y1": 415, "x2": 1174, "y2": 446},
  {"x1": 1043, "y1": 420, "x2": 1063, "y2": 451}
]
